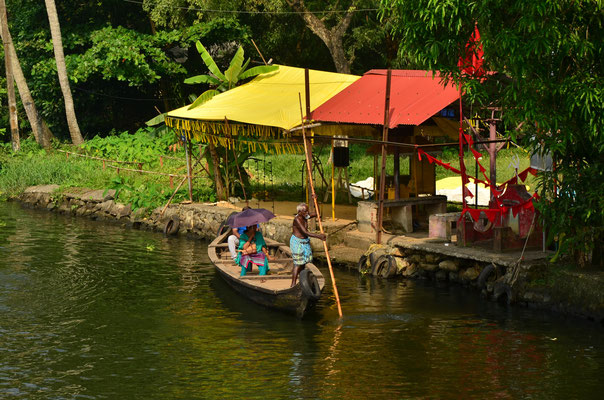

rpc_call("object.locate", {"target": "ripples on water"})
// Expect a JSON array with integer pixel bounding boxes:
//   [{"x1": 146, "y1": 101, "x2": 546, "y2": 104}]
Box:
[{"x1": 0, "y1": 202, "x2": 603, "y2": 399}]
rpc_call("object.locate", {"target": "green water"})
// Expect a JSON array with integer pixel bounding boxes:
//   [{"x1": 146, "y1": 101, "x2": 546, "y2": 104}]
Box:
[{"x1": 1, "y1": 202, "x2": 602, "y2": 399}]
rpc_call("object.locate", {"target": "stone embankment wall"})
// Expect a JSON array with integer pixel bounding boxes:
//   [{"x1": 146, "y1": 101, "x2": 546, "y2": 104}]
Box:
[{"x1": 17, "y1": 185, "x2": 337, "y2": 249}]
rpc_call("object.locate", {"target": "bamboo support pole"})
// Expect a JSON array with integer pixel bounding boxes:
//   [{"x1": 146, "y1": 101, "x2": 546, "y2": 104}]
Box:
[
  {"x1": 160, "y1": 156, "x2": 203, "y2": 217},
  {"x1": 298, "y1": 92, "x2": 343, "y2": 318}
]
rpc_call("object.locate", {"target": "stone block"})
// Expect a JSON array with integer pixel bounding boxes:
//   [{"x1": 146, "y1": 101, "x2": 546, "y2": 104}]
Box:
[
  {"x1": 439, "y1": 259, "x2": 459, "y2": 272},
  {"x1": 420, "y1": 263, "x2": 439, "y2": 272},
  {"x1": 356, "y1": 201, "x2": 377, "y2": 233},
  {"x1": 425, "y1": 254, "x2": 440, "y2": 263},
  {"x1": 391, "y1": 205, "x2": 413, "y2": 233},
  {"x1": 429, "y1": 212, "x2": 460, "y2": 240},
  {"x1": 461, "y1": 267, "x2": 480, "y2": 281}
]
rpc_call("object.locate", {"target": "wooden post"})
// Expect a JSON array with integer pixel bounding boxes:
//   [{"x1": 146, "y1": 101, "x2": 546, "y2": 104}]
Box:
[
  {"x1": 394, "y1": 148, "x2": 400, "y2": 199},
  {"x1": 304, "y1": 68, "x2": 316, "y2": 230},
  {"x1": 458, "y1": 82, "x2": 467, "y2": 243},
  {"x1": 299, "y1": 93, "x2": 343, "y2": 318},
  {"x1": 377, "y1": 69, "x2": 392, "y2": 245},
  {"x1": 331, "y1": 140, "x2": 335, "y2": 221},
  {"x1": 184, "y1": 136, "x2": 193, "y2": 202},
  {"x1": 488, "y1": 109, "x2": 497, "y2": 204}
]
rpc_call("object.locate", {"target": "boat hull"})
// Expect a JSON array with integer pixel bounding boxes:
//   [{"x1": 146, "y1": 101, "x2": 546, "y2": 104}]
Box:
[{"x1": 208, "y1": 231, "x2": 324, "y2": 318}]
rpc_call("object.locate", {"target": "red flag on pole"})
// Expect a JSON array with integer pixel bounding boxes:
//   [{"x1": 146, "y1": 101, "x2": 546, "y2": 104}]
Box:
[{"x1": 458, "y1": 24, "x2": 484, "y2": 77}]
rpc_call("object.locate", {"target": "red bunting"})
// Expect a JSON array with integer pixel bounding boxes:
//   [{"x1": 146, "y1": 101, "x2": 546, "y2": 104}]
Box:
[{"x1": 471, "y1": 148, "x2": 482, "y2": 159}]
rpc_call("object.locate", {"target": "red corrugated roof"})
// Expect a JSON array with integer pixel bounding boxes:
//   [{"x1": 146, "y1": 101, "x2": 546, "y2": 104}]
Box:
[{"x1": 309, "y1": 70, "x2": 459, "y2": 128}]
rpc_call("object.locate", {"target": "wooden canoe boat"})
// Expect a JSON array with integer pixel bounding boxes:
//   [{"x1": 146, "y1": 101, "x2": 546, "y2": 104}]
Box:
[{"x1": 208, "y1": 231, "x2": 325, "y2": 318}]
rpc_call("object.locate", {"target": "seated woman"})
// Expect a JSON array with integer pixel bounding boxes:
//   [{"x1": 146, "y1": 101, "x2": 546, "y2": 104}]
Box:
[{"x1": 236, "y1": 225, "x2": 273, "y2": 276}]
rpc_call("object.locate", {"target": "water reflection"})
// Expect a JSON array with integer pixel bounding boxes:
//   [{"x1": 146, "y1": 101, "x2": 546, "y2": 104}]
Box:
[{"x1": 0, "y1": 202, "x2": 603, "y2": 399}]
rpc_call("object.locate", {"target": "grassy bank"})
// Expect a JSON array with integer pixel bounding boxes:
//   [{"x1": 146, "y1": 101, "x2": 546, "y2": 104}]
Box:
[
  {"x1": 0, "y1": 132, "x2": 215, "y2": 211},
  {"x1": 1, "y1": 131, "x2": 535, "y2": 210}
]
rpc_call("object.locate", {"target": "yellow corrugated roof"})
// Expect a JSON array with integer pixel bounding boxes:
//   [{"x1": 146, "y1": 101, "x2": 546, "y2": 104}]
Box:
[{"x1": 166, "y1": 65, "x2": 359, "y2": 131}]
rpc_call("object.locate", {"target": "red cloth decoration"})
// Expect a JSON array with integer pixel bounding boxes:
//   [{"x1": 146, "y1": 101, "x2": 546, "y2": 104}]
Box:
[{"x1": 458, "y1": 24, "x2": 485, "y2": 77}]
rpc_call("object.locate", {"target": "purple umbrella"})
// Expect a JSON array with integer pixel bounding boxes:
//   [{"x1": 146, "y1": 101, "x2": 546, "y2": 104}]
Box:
[{"x1": 227, "y1": 208, "x2": 276, "y2": 228}]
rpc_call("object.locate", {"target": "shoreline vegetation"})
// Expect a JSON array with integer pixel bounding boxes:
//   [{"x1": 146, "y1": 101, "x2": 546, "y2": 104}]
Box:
[{"x1": 0, "y1": 130, "x2": 535, "y2": 211}]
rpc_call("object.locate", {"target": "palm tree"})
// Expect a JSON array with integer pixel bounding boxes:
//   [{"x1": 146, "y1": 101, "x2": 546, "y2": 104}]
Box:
[
  {"x1": 44, "y1": 0, "x2": 84, "y2": 145},
  {"x1": 185, "y1": 41, "x2": 278, "y2": 109},
  {"x1": 0, "y1": 0, "x2": 19, "y2": 151},
  {"x1": 0, "y1": 15, "x2": 53, "y2": 148}
]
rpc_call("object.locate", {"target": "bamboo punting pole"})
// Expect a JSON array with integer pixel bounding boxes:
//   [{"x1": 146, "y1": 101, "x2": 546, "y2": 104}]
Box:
[{"x1": 298, "y1": 93, "x2": 343, "y2": 318}]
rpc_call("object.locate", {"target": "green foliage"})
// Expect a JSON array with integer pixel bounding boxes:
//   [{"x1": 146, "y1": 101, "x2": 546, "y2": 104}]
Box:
[
  {"x1": 380, "y1": 0, "x2": 604, "y2": 266},
  {"x1": 105, "y1": 175, "x2": 170, "y2": 211},
  {"x1": 69, "y1": 26, "x2": 187, "y2": 86},
  {"x1": 82, "y1": 127, "x2": 178, "y2": 164},
  {"x1": 185, "y1": 41, "x2": 278, "y2": 109}
]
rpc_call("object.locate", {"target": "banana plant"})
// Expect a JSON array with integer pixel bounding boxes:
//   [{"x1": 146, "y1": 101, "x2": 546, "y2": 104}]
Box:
[{"x1": 184, "y1": 41, "x2": 278, "y2": 110}]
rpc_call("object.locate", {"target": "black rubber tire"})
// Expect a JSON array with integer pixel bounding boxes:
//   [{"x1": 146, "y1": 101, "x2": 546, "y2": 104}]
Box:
[
  {"x1": 493, "y1": 281, "x2": 513, "y2": 305},
  {"x1": 163, "y1": 218, "x2": 180, "y2": 236},
  {"x1": 217, "y1": 211, "x2": 238, "y2": 236},
  {"x1": 380, "y1": 256, "x2": 398, "y2": 279},
  {"x1": 477, "y1": 264, "x2": 497, "y2": 289},
  {"x1": 372, "y1": 255, "x2": 397, "y2": 278},
  {"x1": 299, "y1": 269, "x2": 321, "y2": 300},
  {"x1": 372, "y1": 255, "x2": 387, "y2": 276},
  {"x1": 357, "y1": 255, "x2": 369, "y2": 273},
  {"x1": 369, "y1": 249, "x2": 386, "y2": 272}
]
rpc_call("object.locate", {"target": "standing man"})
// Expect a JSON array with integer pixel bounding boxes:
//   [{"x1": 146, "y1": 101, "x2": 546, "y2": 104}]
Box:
[{"x1": 290, "y1": 202, "x2": 325, "y2": 287}]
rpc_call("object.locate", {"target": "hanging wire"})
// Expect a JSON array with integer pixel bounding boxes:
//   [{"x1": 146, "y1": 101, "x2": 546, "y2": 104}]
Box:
[{"x1": 124, "y1": 0, "x2": 378, "y2": 15}]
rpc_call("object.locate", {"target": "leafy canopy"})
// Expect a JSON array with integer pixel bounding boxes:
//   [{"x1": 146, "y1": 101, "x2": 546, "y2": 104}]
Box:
[{"x1": 380, "y1": 0, "x2": 604, "y2": 265}]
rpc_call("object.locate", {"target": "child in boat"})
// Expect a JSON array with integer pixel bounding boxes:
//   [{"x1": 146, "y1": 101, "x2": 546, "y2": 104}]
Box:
[
  {"x1": 236, "y1": 225, "x2": 273, "y2": 276},
  {"x1": 227, "y1": 206, "x2": 252, "y2": 261}
]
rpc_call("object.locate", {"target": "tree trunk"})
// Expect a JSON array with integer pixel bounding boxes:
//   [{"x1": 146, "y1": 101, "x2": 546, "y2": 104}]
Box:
[
  {"x1": 44, "y1": 0, "x2": 84, "y2": 145},
  {"x1": 288, "y1": 0, "x2": 354, "y2": 74},
  {"x1": 0, "y1": 0, "x2": 19, "y2": 151},
  {"x1": 208, "y1": 142, "x2": 226, "y2": 200},
  {"x1": 0, "y1": 26, "x2": 53, "y2": 148}
]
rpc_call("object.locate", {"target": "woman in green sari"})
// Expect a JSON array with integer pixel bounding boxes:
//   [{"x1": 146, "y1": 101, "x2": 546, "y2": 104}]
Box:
[{"x1": 236, "y1": 225, "x2": 273, "y2": 276}]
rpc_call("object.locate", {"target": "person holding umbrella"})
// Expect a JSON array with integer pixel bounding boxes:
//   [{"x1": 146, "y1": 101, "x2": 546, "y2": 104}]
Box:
[
  {"x1": 236, "y1": 224, "x2": 273, "y2": 276},
  {"x1": 225, "y1": 208, "x2": 276, "y2": 276}
]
